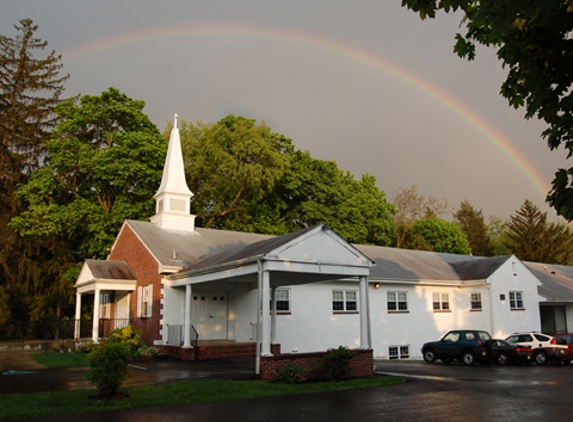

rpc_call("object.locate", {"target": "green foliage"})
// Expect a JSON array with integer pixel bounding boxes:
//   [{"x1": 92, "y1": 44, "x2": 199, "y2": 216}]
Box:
[
  {"x1": 321, "y1": 346, "x2": 356, "y2": 382},
  {"x1": 405, "y1": 218, "x2": 471, "y2": 254},
  {"x1": 502, "y1": 200, "x2": 573, "y2": 264},
  {"x1": 11, "y1": 87, "x2": 166, "y2": 260},
  {"x1": 275, "y1": 363, "x2": 309, "y2": 384},
  {"x1": 401, "y1": 0, "x2": 573, "y2": 220},
  {"x1": 86, "y1": 342, "x2": 132, "y2": 395},
  {"x1": 134, "y1": 346, "x2": 160, "y2": 361},
  {"x1": 108, "y1": 325, "x2": 145, "y2": 355},
  {"x1": 454, "y1": 200, "x2": 492, "y2": 256},
  {"x1": 30, "y1": 352, "x2": 89, "y2": 368},
  {"x1": 0, "y1": 18, "x2": 68, "y2": 325},
  {"x1": 176, "y1": 118, "x2": 396, "y2": 246}
]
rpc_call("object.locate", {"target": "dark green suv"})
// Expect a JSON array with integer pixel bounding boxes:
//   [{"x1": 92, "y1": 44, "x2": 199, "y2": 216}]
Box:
[{"x1": 422, "y1": 330, "x2": 494, "y2": 365}]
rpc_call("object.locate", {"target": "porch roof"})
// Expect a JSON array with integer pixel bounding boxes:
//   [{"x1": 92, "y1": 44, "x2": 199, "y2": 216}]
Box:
[
  {"x1": 167, "y1": 225, "x2": 374, "y2": 287},
  {"x1": 75, "y1": 259, "x2": 137, "y2": 294}
]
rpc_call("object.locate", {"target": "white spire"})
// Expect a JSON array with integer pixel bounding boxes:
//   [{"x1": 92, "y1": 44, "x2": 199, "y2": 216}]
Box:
[{"x1": 150, "y1": 113, "x2": 196, "y2": 232}]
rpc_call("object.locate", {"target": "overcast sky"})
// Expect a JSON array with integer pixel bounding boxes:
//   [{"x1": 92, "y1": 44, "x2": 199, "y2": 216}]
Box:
[{"x1": 2, "y1": 1, "x2": 568, "y2": 221}]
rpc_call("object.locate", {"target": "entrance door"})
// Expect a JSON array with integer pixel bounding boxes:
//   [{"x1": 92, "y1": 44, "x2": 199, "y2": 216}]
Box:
[{"x1": 191, "y1": 292, "x2": 228, "y2": 340}]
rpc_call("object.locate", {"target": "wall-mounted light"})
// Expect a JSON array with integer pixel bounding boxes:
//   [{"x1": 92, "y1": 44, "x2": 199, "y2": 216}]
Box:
[{"x1": 374, "y1": 283, "x2": 381, "y2": 289}]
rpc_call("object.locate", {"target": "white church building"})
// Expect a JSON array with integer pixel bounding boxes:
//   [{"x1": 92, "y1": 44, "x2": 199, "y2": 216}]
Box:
[{"x1": 74, "y1": 115, "x2": 573, "y2": 378}]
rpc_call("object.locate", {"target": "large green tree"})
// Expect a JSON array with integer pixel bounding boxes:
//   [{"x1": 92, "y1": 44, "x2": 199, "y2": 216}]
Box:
[
  {"x1": 177, "y1": 118, "x2": 396, "y2": 245},
  {"x1": 401, "y1": 1, "x2": 573, "y2": 220},
  {"x1": 503, "y1": 199, "x2": 573, "y2": 264},
  {"x1": 0, "y1": 18, "x2": 68, "y2": 323},
  {"x1": 454, "y1": 200, "x2": 491, "y2": 256},
  {"x1": 403, "y1": 218, "x2": 471, "y2": 254},
  {"x1": 10, "y1": 88, "x2": 166, "y2": 319}
]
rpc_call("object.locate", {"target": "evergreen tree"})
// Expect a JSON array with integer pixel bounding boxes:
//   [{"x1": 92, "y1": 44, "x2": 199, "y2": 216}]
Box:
[
  {"x1": 503, "y1": 200, "x2": 573, "y2": 264},
  {"x1": 0, "y1": 18, "x2": 68, "y2": 323},
  {"x1": 454, "y1": 200, "x2": 491, "y2": 256}
]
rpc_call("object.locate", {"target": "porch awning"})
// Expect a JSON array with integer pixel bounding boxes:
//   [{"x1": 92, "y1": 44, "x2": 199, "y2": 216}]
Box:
[{"x1": 75, "y1": 259, "x2": 137, "y2": 294}]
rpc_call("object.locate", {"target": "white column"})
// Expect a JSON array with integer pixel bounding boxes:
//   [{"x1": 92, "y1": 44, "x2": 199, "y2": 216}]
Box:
[
  {"x1": 260, "y1": 270, "x2": 272, "y2": 356},
  {"x1": 74, "y1": 292, "x2": 82, "y2": 339},
  {"x1": 183, "y1": 284, "x2": 193, "y2": 348},
  {"x1": 255, "y1": 262, "x2": 263, "y2": 375},
  {"x1": 92, "y1": 289, "x2": 101, "y2": 343},
  {"x1": 271, "y1": 286, "x2": 277, "y2": 345},
  {"x1": 359, "y1": 276, "x2": 371, "y2": 349}
]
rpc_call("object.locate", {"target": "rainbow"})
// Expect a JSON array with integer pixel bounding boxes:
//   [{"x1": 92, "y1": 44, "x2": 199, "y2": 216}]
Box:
[{"x1": 62, "y1": 23, "x2": 551, "y2": 198}]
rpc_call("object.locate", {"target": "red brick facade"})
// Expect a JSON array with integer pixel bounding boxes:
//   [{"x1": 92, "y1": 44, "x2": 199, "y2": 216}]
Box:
[
  {"x1": 259, "y1": 348, "x2": 373, "y2": 382},
  {"x1": 108, "y1": 223, "x2": 163, "y2": 345}
]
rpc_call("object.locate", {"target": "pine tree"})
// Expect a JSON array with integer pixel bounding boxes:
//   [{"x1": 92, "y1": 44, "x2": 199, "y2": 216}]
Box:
[
  {"x1": 454, "y1": 200, "x2": 492, "y2": 256},
  {"x1": 0, "y1": 18, "x2": 68, "y2": 323}
]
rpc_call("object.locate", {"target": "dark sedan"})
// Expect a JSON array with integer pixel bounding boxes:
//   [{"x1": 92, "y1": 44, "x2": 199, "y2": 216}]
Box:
[{"x1": 491, "y1": 339, "x2": 533, "y2": 365}]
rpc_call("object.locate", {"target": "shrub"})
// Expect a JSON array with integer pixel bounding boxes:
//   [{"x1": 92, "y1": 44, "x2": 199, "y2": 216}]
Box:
[
  {"x1": 322, "y1": 346, "x2": 356, "y2": 382},
  {"x1": 134, "y1": 345, "x2": 160, "y2": 361},
  {"x1": 108, "y1": 325, "x2": 145, "y2": 355},
  {"x1": 86, "y1": 342, "x2": 132, "y2": 395},
  {"x1": 275, "y1": 363, "x2": 309, "y2": 384}
]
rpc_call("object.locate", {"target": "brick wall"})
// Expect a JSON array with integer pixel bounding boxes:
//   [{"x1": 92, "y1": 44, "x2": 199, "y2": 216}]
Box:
[
  {"x1": 259, "y1": 348, "x2": 373, "y2": 382},
  {"x1": 108, "y1": 223, "x2": 163, "y2": 345}
]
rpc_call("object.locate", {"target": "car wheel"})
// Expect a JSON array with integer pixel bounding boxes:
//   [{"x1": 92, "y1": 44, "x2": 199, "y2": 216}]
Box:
[
  {"x1": 423, "y1": 349, "x2": 436, "y2": 363},
  {"x1": 535, "y1": 351, "x2": 548, "y2": 365},
  {"x1": 462, "y1": 351, "x2": 476, "y2": 366},
  {"x1": 497, "y1": 352, "x2": 510, "y2": 365}
]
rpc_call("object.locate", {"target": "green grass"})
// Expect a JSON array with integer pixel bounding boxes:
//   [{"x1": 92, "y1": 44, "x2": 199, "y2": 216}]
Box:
[
  {"x1": 0, "y1": 376, "x2": 405, "y2": 419},
  {"x1": 30, "y1": 352, "x2": 89, "y2": 368}
]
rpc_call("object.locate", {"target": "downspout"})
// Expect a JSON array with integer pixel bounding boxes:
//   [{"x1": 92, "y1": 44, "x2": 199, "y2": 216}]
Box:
[{"x1": 255, "y1": 259, "x2": 262, "y2": 375}]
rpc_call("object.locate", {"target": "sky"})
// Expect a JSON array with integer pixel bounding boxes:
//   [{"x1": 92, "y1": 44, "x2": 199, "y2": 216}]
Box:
[{"x1": 2, "y1": 0, "x2": 569, "y2": 221}]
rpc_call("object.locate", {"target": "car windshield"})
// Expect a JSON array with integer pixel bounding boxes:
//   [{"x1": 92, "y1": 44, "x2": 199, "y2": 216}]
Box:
[{"x1": 442, "y1": 332, "x2": 460, "y2": 342}]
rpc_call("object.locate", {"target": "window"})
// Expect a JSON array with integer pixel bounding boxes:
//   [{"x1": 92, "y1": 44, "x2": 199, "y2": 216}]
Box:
[
  {"x1": 273, "y1": 289, "x2": 290, "y2": 313},
  {"x1": 509, "y1": 291, "x2": 524, "y2": 310},
  {"x1": 470, "y1": 293, "x2": 482, "y2": 311},
  {"x1": 138, "y1": 285, "x2": 153, "y2": 317},
  {"x1": 333, "y1": 290, "x2": 357, "y2": 313},
  {"x1": 387, "y1": 291, "x2": 408, "y2": 312},
  {"x1": 100, "y1": 293, "x2": 110, "y2": 318},
  {"x1": 389, "y1": 345, "x2": 410, "y2": 360},
  {"x1": 433, "y1": 293, "x2": 450, "y2": 311}
]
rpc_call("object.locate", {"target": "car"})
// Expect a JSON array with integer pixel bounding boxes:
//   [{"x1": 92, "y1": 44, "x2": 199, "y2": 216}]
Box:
[
  {"x1": 553, "y1": 333, "x2": 573, "y2": 356},
  {"x1": 505, "y1": 332, "x2": 571, "y2": 365},
  {"x1": 489, "y1": 339, "x2": 533, "y2": 365},
  {"x1": 422, "y1": 329, "x2": 494, "y2": 366}
]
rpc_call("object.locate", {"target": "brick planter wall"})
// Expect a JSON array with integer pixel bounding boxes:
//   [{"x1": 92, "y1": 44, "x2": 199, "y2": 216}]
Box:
[{"x1": 260, "y1": 348, "x2": 373, "y2": 382}]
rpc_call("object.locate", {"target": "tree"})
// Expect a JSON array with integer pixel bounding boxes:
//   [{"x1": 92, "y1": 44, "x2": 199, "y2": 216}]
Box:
[
  {"x1": 278, "y1": 150, "x2": 396, "y2": 245},
  {"x1": 0, "y1": 18, "x2": 68, "y2": 324},
  {"x1": 404, "y1": 218, "x2": 471, "y2": 254},
  {"x1": 176, "y1": 118, "x2": 396, "y2": 245},
  {"x1": 179, "y1": 115, "x2": 291, "y2": 229},
  {"x1": 401, "y1": 1, "x2": 573, "y2": 220},
  {"x1": 454, "y1": 200, "x2": 491, "y2": 256},
  {"x1": 10, "y1": 88, "x2": 166, "y2": 319},
  {"x1": 392, "y1": 185, "x2": 450, "y2": 248},
  {"x1": 503, "y1": 199, "x2": 573, "y2": 264}
]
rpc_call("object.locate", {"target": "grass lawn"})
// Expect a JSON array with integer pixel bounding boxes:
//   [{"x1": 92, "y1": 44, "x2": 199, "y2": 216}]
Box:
[
  {"x1": 0, "y1": 376, "x2": 405, "y2": 418},
  {"x1": 30, "y1": 352, "x2": 89, "y2": 367}
]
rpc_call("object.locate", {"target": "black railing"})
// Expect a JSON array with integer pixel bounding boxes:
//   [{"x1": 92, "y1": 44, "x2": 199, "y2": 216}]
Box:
[{"x1": 166, "y1": 324, "x2": 199, "y2": 350}]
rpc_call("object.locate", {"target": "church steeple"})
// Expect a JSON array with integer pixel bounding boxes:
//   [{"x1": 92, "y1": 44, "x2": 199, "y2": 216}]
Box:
[{"x1": 150, "y1": 113, "x2": 196, "y2": 232}]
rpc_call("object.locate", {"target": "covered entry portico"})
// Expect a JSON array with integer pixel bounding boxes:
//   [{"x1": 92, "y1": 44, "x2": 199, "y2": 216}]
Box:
[{"x1": 165, "y1": 225, "x2": 374, "y2": 376}]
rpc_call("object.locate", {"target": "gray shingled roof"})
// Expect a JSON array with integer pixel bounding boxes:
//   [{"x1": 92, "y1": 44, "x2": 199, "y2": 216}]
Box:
[
  {"x1": 85, "y1": 259, "x2": 136, "y2": 280},
  {"x1": 122, "y1": 220, "x2": 573, "y2": 302},
  {"x1": 525, "y1": 262, "x2": 573, "y2": 301},
  {"x1": 125, "y1": 220, "x2": 273, "y2": 269}
]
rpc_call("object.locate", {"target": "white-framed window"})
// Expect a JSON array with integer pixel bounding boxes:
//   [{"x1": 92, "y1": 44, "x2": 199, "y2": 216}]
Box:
[
  {"x1": 389, "y1": 345, "x2": 410, "y2": 360},
  {"x1": 470, "y1": 293, "x2": 482, "y2": 311},
  {"x1": 433, "y1": 292, "x2": 450, "y2": 311},
  {"x1": 273, "y1": 288, "x2": 290, "y2": 313},
  {"x1": 332, "y1": 290, "x2": 358, "y2": 313},
  {"x1": 387, "y1": 291, "x2": 408, "y2": 312},
  {"x1": 137, "y1": 285, "x2": 153, "y2": 318},
  {"x1": 100, "y1": 293, "x2": 110, "y2": 318},
  {"x1": 509, "y1": 291, "x2": 524, "y2": 310}
]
